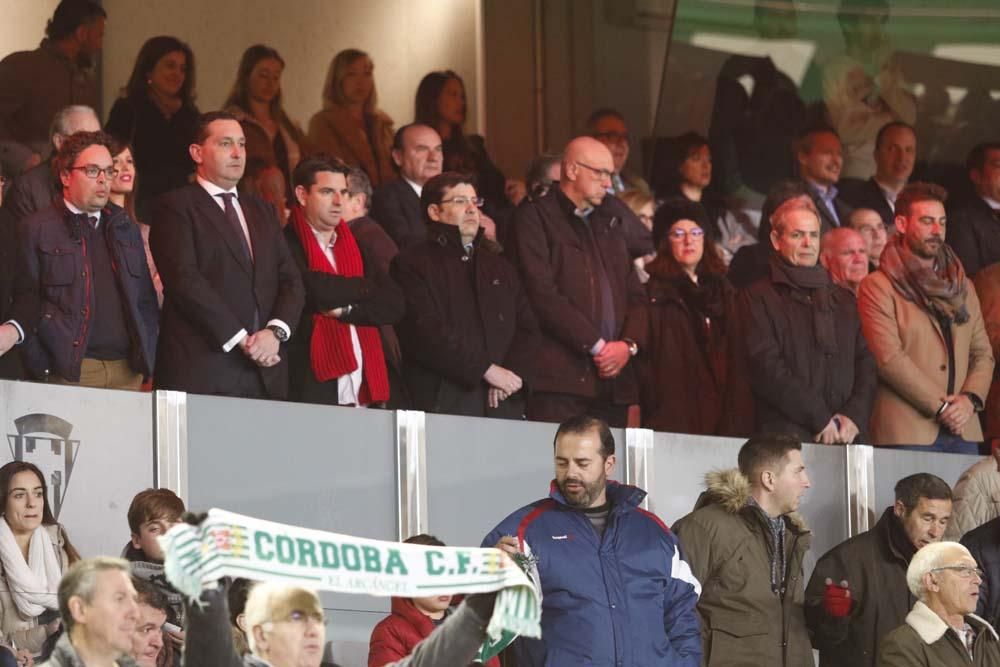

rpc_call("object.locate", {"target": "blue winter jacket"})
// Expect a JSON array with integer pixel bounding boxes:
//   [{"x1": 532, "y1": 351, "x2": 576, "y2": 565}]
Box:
[{"x1": 482, "y1": 481, "x2": 702, "y2": 666}]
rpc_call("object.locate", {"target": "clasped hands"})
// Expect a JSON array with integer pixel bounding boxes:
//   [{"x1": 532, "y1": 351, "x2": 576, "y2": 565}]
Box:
[{"x1": 238, "y1": 328, "x2": 280, "y2": 368}]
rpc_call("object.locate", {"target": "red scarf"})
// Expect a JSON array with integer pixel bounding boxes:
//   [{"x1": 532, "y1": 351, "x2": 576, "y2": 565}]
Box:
[{"x1": 289, "y1": 206, "x2": 389, "y2": 404}]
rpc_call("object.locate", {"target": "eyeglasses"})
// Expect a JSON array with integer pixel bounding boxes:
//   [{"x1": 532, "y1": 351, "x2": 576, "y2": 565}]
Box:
[
  {"x1": 668, "y1": 228, "x2": 706, "y2": 241},
  {"x1": 575, "y1": 161, "x2": 614, "y2": 181},
  {"x1": 70, "y1": 164, "x2": 118, "y2": 180},
  {"x1": 931, "y1": 565, "x2": 984, "y2": 580},
  {"x1": 440, "y1": 196, "x2": 484, "y2": 208}
]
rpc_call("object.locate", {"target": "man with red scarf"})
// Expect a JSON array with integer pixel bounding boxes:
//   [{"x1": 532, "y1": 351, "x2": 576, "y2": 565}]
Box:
[
  {"x1": 391, "y1": 172, "x2": 539, "y2": 418},
  {"x1": 284, "y1": 156, "x2": 403, "y2": 406}
]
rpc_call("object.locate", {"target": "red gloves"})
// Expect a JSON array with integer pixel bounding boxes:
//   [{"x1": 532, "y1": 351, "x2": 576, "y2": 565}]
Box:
[{"x1": 824, "y1": 578, "x2": 852, "y2": 618}]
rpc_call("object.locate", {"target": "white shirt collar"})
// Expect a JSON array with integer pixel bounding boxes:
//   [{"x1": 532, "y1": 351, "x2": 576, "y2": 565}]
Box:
[
  {"x1": 197, "y1": 174, "x2": 239, "y2": 199},
  {"x1": 403, "y1": 177, "x2": 422, "y2": 197},
  {"x1": 64, "y1": 199, "x2": 101, "y2": 225},
  {"x1": 982, "y1": 195, "x2": 1000, "y2": 211}
]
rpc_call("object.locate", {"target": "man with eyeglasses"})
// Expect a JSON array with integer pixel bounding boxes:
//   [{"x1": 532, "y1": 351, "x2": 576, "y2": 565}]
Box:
[
  {"x1": 741, "y1": 195, "x2": 876, "y2": 443},
  {"x1": 878, "y1": 541, "x2": 1000, "y2": 665},
  {"x1": 507, "y1": 137, "x2": 644, "y2": 427},
  {"x1": 0, "y1": 130, "x2": 158, "y2": 389},
  {"x1": 806, "y1": 473, "x2": 953, "y2": 667},
  {"x1": 391, "y1": 171, "x2": 538, "y2": 418},
  {"x1": 584, "y1": 108, "x2": 648, "y2": 195}
]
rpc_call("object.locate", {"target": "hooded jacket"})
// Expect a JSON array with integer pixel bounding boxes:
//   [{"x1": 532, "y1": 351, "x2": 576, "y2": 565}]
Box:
[
  {"x1": 877, "y1": 600, "x2": 1000, "y2": 666},
  {"x1": 482, "y1": 481, "x2": 702, "y2": 666},
  {"x1": 673, "y1": 469, "x2": 813, "y2": 666}
]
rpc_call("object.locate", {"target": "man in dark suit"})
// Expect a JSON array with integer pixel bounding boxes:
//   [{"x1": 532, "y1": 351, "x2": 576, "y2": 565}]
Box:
[
  {"x1": 839, "y1": 121, "x2": 916, "y2": 228},
  {"x1": 947, "y1": 142, "x2": 1000, "y2": 276},
  {"x1": 795, "y1": 126, "x2": 852, "y2": 233},
  {"x1": 150, "y1": 111, "x2": 304, "y2": 399},
  {"x1": 369, "y1": 123, "x2": 442, "y2": 250},
  {"x1": 508, "y1": 137, "x2": 644, "y2": 427}
]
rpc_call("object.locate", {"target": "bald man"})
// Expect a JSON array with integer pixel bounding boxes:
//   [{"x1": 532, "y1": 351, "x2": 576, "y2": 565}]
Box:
[
  {"x1": 821, "y1": 227, "x2": 870, "y2": 293},
  {"x1": 506, "y1": 137, "x2": 644, "y2": 426}
]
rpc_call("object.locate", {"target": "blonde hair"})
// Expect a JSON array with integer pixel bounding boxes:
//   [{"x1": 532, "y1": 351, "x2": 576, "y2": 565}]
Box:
[
  {"x1": 322, "y1": 49, "x2": 376, "y2": 112},
  {"x1": 244, "y1": 582, "x2": 323, "y2": 654}
]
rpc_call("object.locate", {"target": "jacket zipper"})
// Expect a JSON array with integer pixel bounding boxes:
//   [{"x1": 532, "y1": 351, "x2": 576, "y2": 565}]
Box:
[{"x1": 74, "y1": 235, "x2": 92, "y2": 367}]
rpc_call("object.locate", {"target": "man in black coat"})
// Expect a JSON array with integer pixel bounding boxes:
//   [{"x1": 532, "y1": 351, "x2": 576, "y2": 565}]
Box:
[
  {"x1": 369, "y1": 123, "x2": 443, "y2": 250},
  {"x1": 806, "y1": 473, "x2": 953, "y2": 667},
  {"x1": 283, "y1": 156, "x2": 404, "y2": 407},
  {"x1": 741, "y1": 195, "x2": 876, "y2": 443},
  {"x1": 149, "y1": 111, "x2": 304, "y2": 399},
  {"x1": 839, "y1": 121, "x2": 916, "y2": 228},
  {"x1": 0, "y1": 130, "x2": 158, "y2": 388},
  {"x1": 963, "y1": 504, "x2": 1000, "y2": 628},
  {"x1": 392, "y1": 171, "x2": 538, "y2": 418},
  {"x1": 507, "y1": 137, "x2": 644, "y2": 427},
  {"x1": 947, "y1": 142, "x2": 1000, "y2": 276}
]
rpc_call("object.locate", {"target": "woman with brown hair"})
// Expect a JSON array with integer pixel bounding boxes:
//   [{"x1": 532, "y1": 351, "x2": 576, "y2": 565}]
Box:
[
  {"x1": 637, "y1": 200, "x2": 752, "y2": 435},
  {"x1": 307, "y1": 49, "x2": 395, "y2": 187},
  {"x1": 223, "y1": 44, "x2": 307, "y2": 201},
  {"x1": 109, "y1": 142, "x2": 162, "y2": 306},
  {"x1": 414, "y1": 70, "x2": 507, "y2": 211},
  {"x1": 105, "y1": 35, "x2": 200, "y2": 219},
  {"x1": 0, "y1": 461, "x2": 80, "y2": 659}
]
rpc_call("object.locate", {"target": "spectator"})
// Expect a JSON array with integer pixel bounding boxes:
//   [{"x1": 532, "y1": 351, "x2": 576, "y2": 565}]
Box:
[
  {"x1": 129, "y1": 578, "x2": 171, "y2": 667},
  {"x1": 1, "y1": 131, "x2": 159, "y2": 389},
  {"x1": 37, "y1": 557, "x2": 139, "y2": 667},
  {"x1": 962, "y1": 490, "x2": 1000, "y2": 628},
  {"x1": 524, "y1": 152, "x2": 561, "y2": 202},
  {"x1": 224, "y1": 45, "x2": 307, "y2": 203},
  {"x1": 507, "y1": 137, "x2": 645, "y2": 427},
  {"x1": 369, "y1": 124, "x2": 443, "y2": 250},
  {"x1": 877, "y1": 542, "x2": 998, "y2": 665},
  {"x1": 149, "y1": 111, "x2": 305, "y2": 399},
  {"x1": 392, "y1": 172, "x2": 537, "y2": 418},
  {"x1": 343, "y1": 166, "x2": 407, "y2": 407},
  {"x1": 239, "y1": 157, "x2": 288, "y2": 224},
  {"x1": 414, "y1": 70, "x2": 507, "y2": 212},
  {"x1": 1, "y1": 105, "x2": 100, "y2": 225},
  {"x1": 947, "y1": 453, "x2": 1000, "y2": 540},
  {"x1": 0, "y1": 462, "x2": 79, "y2": 660},
  {"x1": 820, "y1": 227, "x2": 870, "y2": 293},
  {"x1": 307, "y1": 49, "x2": 395, "y2": 187},
  {"x1": 619, "y1": 188, "x2": 656, "y2": 282},
  {"x1": 805, "y1": 473, "x2": 953, "y2": 667},
  {"x1": 674, "y1": 434, "x2": 812, "y2": 666},
  {"x1": 584, "y1": 108, "x2": 649, "y2": 194},
  {"x1": 284, "y1": 156, "x2": 403, "y2": 407},
  {"x1": 947, "y1": 142, "x2": 1000, "y2": 276},
  {"x1": 227, "y1": 579, "x2": 253, "y2": 657},
  {"x1": 858, "y1": 183, "x2": 994, "y2": 450},
  {"x1": 0, "y1": 1, "x2": 105, "y2": 176},
  {"x1": 185, "y1": 576, "x2": 502, "y2": 667},
  {"x1": 485, "y1": 416, "x2": 702, "y2": 666},
  {"x1": 368, "y1": 534, "x2": 501, "y2": 667},
  {"x1": 635, "y1": 200, "x2": 752, "y2": 435},
  {"x1": 108, "y1": 143, "x2": 162, "y2": 306},
  {"x1": 105, "y1": 36, "x2": 200, "y2": 220},
  {"x1": 741, "y1": 196, "x2": 876, "y2": 443},
  {"x1": 848, "y1": 207, "x2": 890, "y2": 269},
  {"x1": 123, "y1": 489, "x2": 185, "y2": 636},
  {"x1": 839, "y1": 121, "x2": 917, "y2": 228},
  {"x1": 653, "y1": 132, "x2": 758, "y2": 264},
  {"x1": 787, "y1": 126, "x2": 852, "y2": 234}
]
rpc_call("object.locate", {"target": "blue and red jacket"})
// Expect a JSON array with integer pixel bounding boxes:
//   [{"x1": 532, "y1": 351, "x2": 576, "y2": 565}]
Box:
[{"x1": 482, "y1": 480, "x2": 702, "y2": 666}]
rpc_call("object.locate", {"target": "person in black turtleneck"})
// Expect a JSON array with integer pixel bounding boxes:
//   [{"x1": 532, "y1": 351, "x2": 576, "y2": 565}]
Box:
[
  {"x1": 634, "y1": 200, "x2": 753, "y2": 436},
  {"x1": 740, "y1": 194, "x2": 876, "y2": 443},
  {"x1": 391, "y1": 172, "x2": 539, "y2": 418},
  {"x1": 805, "y1": 473, "x2": 953, "y2": 667}
]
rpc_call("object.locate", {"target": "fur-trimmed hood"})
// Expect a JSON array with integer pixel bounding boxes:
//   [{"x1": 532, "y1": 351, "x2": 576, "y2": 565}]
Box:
[{"x1": 695, "y1": 468, "x2": 810, "y2": 533}]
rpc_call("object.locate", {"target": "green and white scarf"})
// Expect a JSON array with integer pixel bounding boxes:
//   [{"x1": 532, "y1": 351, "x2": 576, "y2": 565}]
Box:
[{"x1": 159, "y1": 509, "x2": 541, "y2": 660}]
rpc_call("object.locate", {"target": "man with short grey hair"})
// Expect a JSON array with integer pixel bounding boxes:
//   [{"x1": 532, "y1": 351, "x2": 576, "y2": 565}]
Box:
[
  {"x1": 39, "y1": 557, "x2": 140, "y2": 667},
  {"x1": 878, "y1": 542, "x2": 1000, "y2": 665},
  {"x1": 1, "y1": 105, "x2": 101, "y2": 224}
]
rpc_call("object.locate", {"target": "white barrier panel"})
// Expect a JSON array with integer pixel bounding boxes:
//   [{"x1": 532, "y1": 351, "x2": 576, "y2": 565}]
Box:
[{"x1": 0, "y1": 380, "x2": 154, "y2": 558}]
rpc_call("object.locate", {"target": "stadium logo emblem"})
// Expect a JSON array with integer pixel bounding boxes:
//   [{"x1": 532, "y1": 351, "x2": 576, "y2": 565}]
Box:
[{"x1": 6, "y1": 413, "x2": 79, "y2": 520}]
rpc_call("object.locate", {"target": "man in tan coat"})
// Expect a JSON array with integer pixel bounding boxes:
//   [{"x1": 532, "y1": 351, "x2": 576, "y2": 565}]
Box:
[{"x1": 858, "y1": 182, "x2": 994, "y2": 449}]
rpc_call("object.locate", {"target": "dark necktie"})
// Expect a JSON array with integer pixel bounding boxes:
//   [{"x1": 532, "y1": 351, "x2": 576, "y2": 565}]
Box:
[
  {"x1": 216, "y1": 193, "x2": 253, "y2": 263},
  {"x1": 87, "y1": 215, "x2": 98, "y2": 230}
]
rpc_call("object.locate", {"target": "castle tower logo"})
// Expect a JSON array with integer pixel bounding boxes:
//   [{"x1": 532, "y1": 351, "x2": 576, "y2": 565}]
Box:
[{"x1": 7, "y1": 413, "x2": 80, "y2": 520}]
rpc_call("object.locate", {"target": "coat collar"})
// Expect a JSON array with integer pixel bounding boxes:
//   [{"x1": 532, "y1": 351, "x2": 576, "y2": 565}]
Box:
[
  {"x1": 46, "y1": 632, "x2": 139, "y2": 667},
  {"x1": 906, "y1": 600, "x2": 999, "y2": 645}
]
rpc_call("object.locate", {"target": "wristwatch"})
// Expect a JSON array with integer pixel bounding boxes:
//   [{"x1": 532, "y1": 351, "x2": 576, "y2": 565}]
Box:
[
  {"x1": 963, "y1": 392, "x2": 985, "y2": 413},
  {"x1": 623, "y1": 338, "x2": 639, "y2": 357},
  {"x1": 266, "y1": 324, "x2": 289, "y2": 343}
]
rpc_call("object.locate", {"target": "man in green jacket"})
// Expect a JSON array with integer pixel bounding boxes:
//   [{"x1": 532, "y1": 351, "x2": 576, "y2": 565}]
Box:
[
  {"x1": 805, "y1": 473, "x2": 953, "y2": 666},
  {"x1": 673, "y1": 434, "x2": 813, "y2": 666},
  {"x1": 878, "y1": 541, "x2": 1000, "y2": 666}
]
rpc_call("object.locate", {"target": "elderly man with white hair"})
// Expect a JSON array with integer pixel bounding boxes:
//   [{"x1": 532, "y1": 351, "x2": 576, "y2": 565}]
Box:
[{"x1": 878, "y1": 541, "x2": 1000, "y2": 665}]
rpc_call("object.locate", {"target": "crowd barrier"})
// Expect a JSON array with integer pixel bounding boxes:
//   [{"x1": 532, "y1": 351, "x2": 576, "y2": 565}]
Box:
[{"x1": 0, "y1": 379, "x2": 983, "y2": 666}]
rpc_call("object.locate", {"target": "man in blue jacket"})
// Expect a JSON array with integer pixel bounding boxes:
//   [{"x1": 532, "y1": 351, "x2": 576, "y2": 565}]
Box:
[{"x1": 483, "y1": 415, "x2": 702, "y2": 666}]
